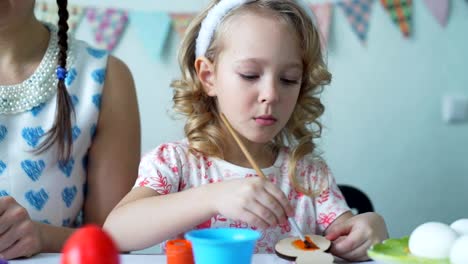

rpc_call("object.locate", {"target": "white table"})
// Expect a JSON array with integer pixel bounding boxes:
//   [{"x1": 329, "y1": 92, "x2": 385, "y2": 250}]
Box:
[{"x1": 6, "y1": 253, "x2": 377, "y2": 263}]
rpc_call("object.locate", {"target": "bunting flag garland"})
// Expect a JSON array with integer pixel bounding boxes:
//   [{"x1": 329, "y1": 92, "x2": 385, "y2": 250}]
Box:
[
  {"x1": 423, "y1": 0, "x2": 449, "y2": 27},
  {"x1": 86, "y1": 8, "x2": 129, "y2": 52},
  {"x1": 338, "y1": 0, "x2": 374, "y2": 44},
  {"x1": 170, "y1": 13, "x2": 197, "y2": 39},
  {"x1": 130, "y1": 11, "x2": 172, "y2": 60},
  {"x1": 380, "y1": 0, "x2": 412, "y2": 38},
  {"x1": 31, "y1": 0, "x2": 456, "y2": 59},
  {"x1": 35, "y1": 1, "x2": 84, "y2": 35},
  {"x1": 310, "y1": 3, "x2": 333, "y2": 49}
]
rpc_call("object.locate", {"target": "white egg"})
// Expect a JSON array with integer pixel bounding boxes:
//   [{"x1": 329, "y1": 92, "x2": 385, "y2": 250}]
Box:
[
  {"x1": 408, "y1": 222, "x2": 458, "y2": 259},
  {"x1": 450, "y1": 219, "x2": 468, "y2": 236},
  {"x1": 450, "y1": 235, "x2": 468, "y2": 264}
]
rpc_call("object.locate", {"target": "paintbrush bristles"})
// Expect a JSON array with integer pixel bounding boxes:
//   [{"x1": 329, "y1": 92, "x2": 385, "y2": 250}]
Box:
[
  {"x1": 304, "y1": 239, "x2": 313, "y2": 249},
  {"x1": 220, "y1": 113, "x2": 267, "y2": 179}
]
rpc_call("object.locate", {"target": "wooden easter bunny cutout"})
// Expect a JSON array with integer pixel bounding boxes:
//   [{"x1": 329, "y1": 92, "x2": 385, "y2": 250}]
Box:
[{"x1": 275, "y1": 234, "x2": 334, "y2": 263}]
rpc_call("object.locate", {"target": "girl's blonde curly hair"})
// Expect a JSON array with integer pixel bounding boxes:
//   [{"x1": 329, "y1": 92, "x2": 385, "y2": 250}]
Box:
[{"x1": 171, "y1": 0, "x2": 331, "y2": 196}]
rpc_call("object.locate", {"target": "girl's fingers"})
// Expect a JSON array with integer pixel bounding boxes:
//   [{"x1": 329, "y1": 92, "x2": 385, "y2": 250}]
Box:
[
  {"x1": 254, "y1": 190, "x2": 287, "y2": 225},
  {"x1": 329, "y1": 229, "x2": 365, "y2": 256},
  {"x1": 241, "y1": 207, "x2": 271, "y2": 229},
  {"x1": 245, "y1": 198, "x2": 281, "y2": 227},
  {"x1": 263, "y1": 182, "x2": 294, "y2": 216},
  {"x1": 325, "y1": 221, "x2": 353, "y2": 241},
  {"x1": 337, "y1": 239, "x2": 372, "y2": 261}
]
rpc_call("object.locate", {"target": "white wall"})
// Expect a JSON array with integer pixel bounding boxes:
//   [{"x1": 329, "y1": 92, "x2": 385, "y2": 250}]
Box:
[{"x1": 45, "y1": 0, "x2": 468, "y2": 246}]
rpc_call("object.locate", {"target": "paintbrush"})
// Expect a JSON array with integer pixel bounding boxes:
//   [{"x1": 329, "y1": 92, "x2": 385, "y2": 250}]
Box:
[{"x1": 220, "y1": 113, "x2": 313, "y2": 249}]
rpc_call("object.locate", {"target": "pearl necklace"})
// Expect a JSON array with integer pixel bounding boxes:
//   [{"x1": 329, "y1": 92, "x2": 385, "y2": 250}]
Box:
[{"x1": 0, "y1": 25, "x2": 73, "y2": 114}]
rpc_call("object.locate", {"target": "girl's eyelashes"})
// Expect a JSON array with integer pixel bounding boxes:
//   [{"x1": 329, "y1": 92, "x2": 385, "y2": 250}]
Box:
[
  {"x1": 238, "y1": 73, "x2": 301, "y2": 85},
  {"x1": 281, "y1": 78, "x2": 300, "y2": 85},
  {"x1": 239, "y1": 73, "x2": 259, "y2": 81}
]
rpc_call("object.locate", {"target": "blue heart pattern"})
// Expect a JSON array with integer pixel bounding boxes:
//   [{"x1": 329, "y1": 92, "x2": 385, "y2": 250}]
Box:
[
  {"x1": 91, "y1": 68, "x2": 106, "y2": 84},
  {"x1": 25, "y1": 189, "x2": 49, "y2": 211},
  {"x1": 0, "y1": 125, "x2": 7, "y2": 143},
  {"x1": 58, "y1": 158, "x2": 75, "y2": 177},
  {"x1": 0, "y1": 190, "x2": 8, "y2": 197},
  {"x1": 30, "y1": 103, "x2": 46, "y2": 116},
  {"x1": 92, "y1": 94, "x2": 102, "y2": 109},
  {"x1": 86, "y1": 47, "x2": 107, "y2": 59},
  {"x1": 62, "y1": 218, "x2": 71, "y2": 226},
  {"x1": 62, "y1": 186, "x2": 77, "y2": 208},
  {"x1": 22, "y1": 127, "x2": 45, "y2": 148},
  {"x1": 72, "y1": 126, "x2": 81, "y2": 142},
  {"x1": 21, "y1": 160, "x2": 46, "y2": 182},
  {"x1": 65, "y1": 68, "x2": 78, "y2": 87},
  {"x1": 71, "y1": 95, "x2": 79, "y2": 107},
  {"x1": 0, "y1": 161, "x2": 6, "y2": 175}
]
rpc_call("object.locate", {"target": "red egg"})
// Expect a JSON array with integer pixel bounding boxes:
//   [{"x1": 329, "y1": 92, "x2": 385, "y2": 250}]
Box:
[{"x1": 61, "y1": 225, "x2": 120, "y2": 264}]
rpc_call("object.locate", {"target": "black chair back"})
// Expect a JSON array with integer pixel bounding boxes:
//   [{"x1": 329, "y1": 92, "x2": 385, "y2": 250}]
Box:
[{"x1": 338, "y1": 184, "x2": 374, "y2": 214}]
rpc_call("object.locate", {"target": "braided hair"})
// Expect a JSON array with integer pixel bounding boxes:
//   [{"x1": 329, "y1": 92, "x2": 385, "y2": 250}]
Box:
[{"x1": 36, "y1": 0, "x2": 74, "y2": 162}]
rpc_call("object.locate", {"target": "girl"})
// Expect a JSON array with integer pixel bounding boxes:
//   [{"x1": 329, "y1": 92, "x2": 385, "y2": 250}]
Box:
[
  {"x1": 104, "y1": 0, "x2": 387, "y2": 261},
  {"x1": 0, "y1": 0, "x2": 140, "y2": 259}
]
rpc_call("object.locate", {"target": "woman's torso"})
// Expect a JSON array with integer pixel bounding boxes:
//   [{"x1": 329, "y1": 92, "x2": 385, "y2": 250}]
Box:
[{"x1": 0, "y1": 25, "x2": 109, "y2": 227}]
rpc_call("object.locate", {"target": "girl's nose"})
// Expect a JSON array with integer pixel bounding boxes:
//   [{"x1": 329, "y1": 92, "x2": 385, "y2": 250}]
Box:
[{"x1": 259, "y1": 79, "x2": 279, "y2": 104}]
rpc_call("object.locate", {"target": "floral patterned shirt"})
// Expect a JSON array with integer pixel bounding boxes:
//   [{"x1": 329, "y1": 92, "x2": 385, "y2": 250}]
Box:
[{"x1": 135, "y1": 139, "x2": 350, "y2": 253}]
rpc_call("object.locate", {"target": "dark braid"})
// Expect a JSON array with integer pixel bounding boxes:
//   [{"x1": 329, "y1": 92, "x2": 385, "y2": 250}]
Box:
[{"x1": 36, "y1": 0, "x2": 74, "y2": 161}]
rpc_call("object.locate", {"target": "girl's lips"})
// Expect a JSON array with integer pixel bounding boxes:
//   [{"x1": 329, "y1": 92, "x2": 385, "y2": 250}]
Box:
[{"x1": 254, "y1": 116, "x2": 277, "y2": 126}]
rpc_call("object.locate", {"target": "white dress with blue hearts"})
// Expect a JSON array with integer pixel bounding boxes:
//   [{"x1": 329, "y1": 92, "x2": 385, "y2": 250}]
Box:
[{"x1": 0, "y1": 28, "x2": 108, "y2": 227}]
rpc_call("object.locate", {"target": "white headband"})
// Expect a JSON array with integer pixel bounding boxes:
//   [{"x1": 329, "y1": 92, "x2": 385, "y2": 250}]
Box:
[
  {"x1": 195, "y1": 0, "x2": 316, "y2": 58},
  {"x1": 195, "y1": 0, "x2": 254, "y2": 58}
]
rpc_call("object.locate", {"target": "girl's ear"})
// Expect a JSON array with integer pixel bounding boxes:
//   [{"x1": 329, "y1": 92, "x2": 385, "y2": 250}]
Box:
[{"x1": 195, "y1": 57, "x2": 217, "y2": 97}]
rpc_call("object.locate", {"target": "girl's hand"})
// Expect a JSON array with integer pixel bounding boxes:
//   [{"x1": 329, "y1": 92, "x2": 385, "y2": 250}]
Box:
[
  {"x1": 210, "y1": 177, "x2": 294, "y2": 229},
  {"x1": 0, "y1": 196, "x2": 42, "y2": 259},
  {"x1": 325, "y1": 212, "x2": 388, "y2": 261}
]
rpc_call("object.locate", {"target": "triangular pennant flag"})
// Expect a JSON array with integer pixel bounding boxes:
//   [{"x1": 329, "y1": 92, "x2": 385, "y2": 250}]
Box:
[
  {"x1": 310, "y1": 3, "x2": 333, "y2": 49},
  {"x1": 86, "y1": 8, "x2": 129, "y2": 52},
  {"x1": 380, "y1": 0, "x2": 412, "y2": 38},
  {"x1": 170, "y1": 13, "x2": 197, "y2": 38},
  {"x1": 34, "y1": 1, "x2": 84, "y2": 35},
  {"x1": 423, "y1": 0, "x2": 449, "y2": 27},
  {"x1": 130, "y1": 11, "x2": 172, "y2": 60},
  {"x1": 338, "y1": 0, "x2": 374, "y2": 44}
]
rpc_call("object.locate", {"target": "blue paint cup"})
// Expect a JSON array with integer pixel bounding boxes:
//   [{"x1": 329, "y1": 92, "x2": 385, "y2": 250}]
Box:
[{"x1": 185, "y1": 228, "x2": 261, "y2": 264}]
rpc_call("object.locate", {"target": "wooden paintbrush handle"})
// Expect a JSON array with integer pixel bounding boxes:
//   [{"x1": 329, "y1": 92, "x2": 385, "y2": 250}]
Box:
[
  {"x1": 221, "y1": 114, "x2": 313, "y2": 245},
  {"x1": 220, "y1": 113, "x2": 267, "y2": 179}
]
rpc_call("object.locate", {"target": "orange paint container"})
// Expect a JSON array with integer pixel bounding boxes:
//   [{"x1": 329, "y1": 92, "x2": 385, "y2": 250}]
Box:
[{"x1": 166, "y1": 239, "x2": 194, "y2": 264}]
